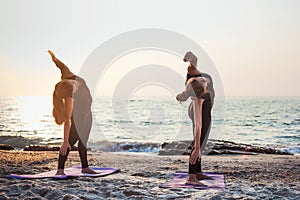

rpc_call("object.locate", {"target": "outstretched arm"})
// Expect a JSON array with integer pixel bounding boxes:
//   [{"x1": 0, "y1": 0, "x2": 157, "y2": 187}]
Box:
[
  {"x1": 59, "y1": 97, "x2": 73, "y2": 156},
  {"x1": 47, "y1": 50, "x2": 75, "y2": 79},
  {"x1": 189, "y1": 98, "x2": 204, "y2": 164}
]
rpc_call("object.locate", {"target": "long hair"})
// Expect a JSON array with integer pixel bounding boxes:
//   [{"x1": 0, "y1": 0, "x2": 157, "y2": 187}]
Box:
[
  {"x1": 176, "y1": 78, "x2": 204, "y2": 102},
  {"x1": 188, "y1": 78, "x2": 205, "y2": 98},
  {"x1": 52, "y1": 80, "x2": 74, "y2": 125}
]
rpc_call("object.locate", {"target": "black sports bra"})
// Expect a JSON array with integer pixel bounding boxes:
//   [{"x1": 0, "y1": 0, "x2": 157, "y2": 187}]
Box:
[{"x1": 186, "y1": 73, "x2": 202, "y2": 85}]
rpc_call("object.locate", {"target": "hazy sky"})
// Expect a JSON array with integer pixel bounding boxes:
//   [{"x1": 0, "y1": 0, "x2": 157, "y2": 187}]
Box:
[{"x1": 0, "y1": 0, "x2": 299, "y2": 96}]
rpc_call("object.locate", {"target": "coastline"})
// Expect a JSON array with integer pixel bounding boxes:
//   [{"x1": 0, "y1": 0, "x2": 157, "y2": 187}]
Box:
[
  {"x1": 0, "y1": 150, "x2": 299, "y2": 199},
  {"x1": 1, "y1": 135, "x2": 297, "y2": 156}
]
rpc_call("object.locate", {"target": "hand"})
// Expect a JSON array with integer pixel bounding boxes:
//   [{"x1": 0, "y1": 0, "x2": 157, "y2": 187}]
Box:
[
  {"x1": 47, "y1": 50, "x2": 56, "y2": 60},
  {"x1": 59, "y1": 142, "x2": 71, "y2": 156},
  {"x1": 176, "y1": 95, "x2": 182, "y2": 104},
  {"x1": 189, "y1": 148, "x2": 200, "y2": 164},
  {"x1": 176, "y1": 92, "x2": 189, "y2": 103}
]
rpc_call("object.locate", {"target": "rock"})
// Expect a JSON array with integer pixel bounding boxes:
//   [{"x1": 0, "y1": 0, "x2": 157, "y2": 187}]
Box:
[
  {"x1": 23, "y1": 145, "x2": 60, "y2": 151},
  {"x1": 44, "y1": 189, "x2": 62, "y2": 199},
  {"x1": 7, "y1": 185, "x2": 19, "y2": 197},
  {"x1": 23, "y1": 145, "x2": 78, "y2": 151},
  {"x1": 31, "y1": 187, "x2": 49, "y2": 197},
  {"x1": 158, "y1": 139, "x2": 293, "y2": 155},
  {"x1": 19, "y1": 190, "x2": 40, "y2": 200},
  {"x1": 62, "y1": 194, "x2": 81, "y2": 200},
  {"x1": 123, "y1": 189, "x2": 144, "y2": 197},
  {"x1": 0, "y1": 136, "x2": 41, "y2": 149},
  {"x1": 0, "y1": 193, "x2": 8, "y2": 200},
  {"x1": 209, "y1": 195, "x2": 222, "y2": 200},
  {"x1": 19, "y1": 184, "x2": 32, "y2": 191},
  {"x1": 0, "y1": 144, "x2": 14, "y2": 150}
]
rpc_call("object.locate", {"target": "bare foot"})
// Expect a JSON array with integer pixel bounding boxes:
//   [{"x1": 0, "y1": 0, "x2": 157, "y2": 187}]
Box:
[
  {"x1": 81, "y1": 167, "x2": 99, "y2": 174},
  {"x1": 55, "y1": 169, "x2": 66, "y2": 176},
  {"x1": 196, "y1": 172, "x2": 214, "y2": 180},
  {"x1": 185, "y1": 174, "x2": 206, "y2": 186},
  {"x1": 185, "y1": 179, "x2": 206, "y2": 186}
]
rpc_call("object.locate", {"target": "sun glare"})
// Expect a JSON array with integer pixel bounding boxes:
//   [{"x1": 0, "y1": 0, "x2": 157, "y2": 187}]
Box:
[{"x1": 16, "y1": 96, "x2": 53, "y2": 132}]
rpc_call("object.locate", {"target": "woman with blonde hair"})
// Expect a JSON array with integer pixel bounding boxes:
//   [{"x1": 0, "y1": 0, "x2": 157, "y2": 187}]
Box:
[{"x1": 48, "y1": 50, "x2": 97, "y2": 175}]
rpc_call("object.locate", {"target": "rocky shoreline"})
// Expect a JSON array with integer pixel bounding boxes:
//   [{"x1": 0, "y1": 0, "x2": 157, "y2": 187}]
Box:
[
  {"x1": 159, "y1": 139, "x2": 293, "y2": 155},
  {"x1": 0, "y1": 136, "x2": 294, "y2": 156}
]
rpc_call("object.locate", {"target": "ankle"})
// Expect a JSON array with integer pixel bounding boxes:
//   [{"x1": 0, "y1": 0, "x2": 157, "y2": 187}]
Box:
[
  {"x1": 56, "y1": 169, "x2": 65, "y2": 175},
  {"x1": 187, "y1": 174, "x2": 197, "y2": 181}
]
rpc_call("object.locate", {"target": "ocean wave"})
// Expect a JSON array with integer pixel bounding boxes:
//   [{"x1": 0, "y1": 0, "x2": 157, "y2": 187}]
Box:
[
  {"x1": 274, "y1": 135, "x2": 300, "y2": 140},
  {"x1": 88, "y1": 140, "x2": 160, "y2": 153},
  {"x1": 281, "y1": 146, "x2": 300, "y2": 155},
  {"x1": 88, "y1": 140, "x2": 295, "y2": 155}
]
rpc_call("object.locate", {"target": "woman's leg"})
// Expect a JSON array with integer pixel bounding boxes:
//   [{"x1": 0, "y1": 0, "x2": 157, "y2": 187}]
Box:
[
  {"x1": 188, "y1": 148, "x2": 201, "y2": 174},
  {"x1": 185, "y1": 102, "x2": 205, "y2": 185},
  {"x1": 196, "y1": 125, "x2": 211, "y2": 173},
  {"x1": 195, "y1": 125, "x2": 213, "y2": 180},
  {"x1": 188, "y1": 102, "x2": 201, "y2": 174},
  {"x1": 77, "y1": 138, "x2": 97, "y2": 174},
  {"x1": 52, "y1": 58, "x2": 75, "y2": 80},
  {"x1": 57, "y1": 117, "x2": 79, "y2": 171},
  {"x1": 195, "y1": 101, "x2": 213, "y2": 180},
  {"x1": 188, "y1": 102, "x2": 213, "y2": 180},
  {"x1": 78, "y1": 139, "x2": 88, "y2": 169},
  {"x1": 75, "y1": 112, "x2": 98, "y2": 174},
  {"x1": 186, "y1": 146, "x2": 205, "y2": 185}
]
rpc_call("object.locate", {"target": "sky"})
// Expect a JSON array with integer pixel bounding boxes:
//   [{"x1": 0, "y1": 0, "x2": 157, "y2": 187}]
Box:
[{"x1": 0, "y1": 0, "x2": 299, "y2": 97}]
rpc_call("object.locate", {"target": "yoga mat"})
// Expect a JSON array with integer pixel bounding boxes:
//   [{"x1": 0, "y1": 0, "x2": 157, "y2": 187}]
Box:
[
  {"x1": 8, "y1": 166, "x2": 119, "y2": 179},
  {"x1": 160, "y1": 172, "x2": 225, "y2": 190}
]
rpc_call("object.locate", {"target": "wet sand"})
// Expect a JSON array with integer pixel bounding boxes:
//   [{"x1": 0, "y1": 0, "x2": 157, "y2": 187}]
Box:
[{"x1": 0, "y1": 150, "x2": 299, "y2": 199}]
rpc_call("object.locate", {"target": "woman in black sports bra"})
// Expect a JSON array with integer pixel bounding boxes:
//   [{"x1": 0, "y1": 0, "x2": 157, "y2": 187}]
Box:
[{"x1": 176, "y1": 52, "x2": 214, "y2": 186}]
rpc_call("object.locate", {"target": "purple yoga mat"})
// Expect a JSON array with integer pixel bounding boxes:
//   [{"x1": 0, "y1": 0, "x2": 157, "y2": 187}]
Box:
[
  {"x1": 8, "y1": 166, "x2": 119, "y2": 179},
  {"x1": 160, "y1": 172, "x2": 225, "y2": 190}
]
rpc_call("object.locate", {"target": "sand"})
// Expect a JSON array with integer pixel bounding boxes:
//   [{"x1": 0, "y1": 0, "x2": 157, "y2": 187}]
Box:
[{"x1": 0, "y1": 150, "x2": 299, "y2": 199}]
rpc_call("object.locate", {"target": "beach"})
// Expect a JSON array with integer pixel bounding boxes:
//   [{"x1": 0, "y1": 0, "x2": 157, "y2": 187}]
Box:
[{"x1": 0, "y1": 150, "x2": 299, "y2": 199}]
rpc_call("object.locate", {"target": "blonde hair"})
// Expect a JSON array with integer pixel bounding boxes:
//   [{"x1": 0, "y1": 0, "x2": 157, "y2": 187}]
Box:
[{"x1": 52, "y1": 80, "x2": 73, "y2": 125}]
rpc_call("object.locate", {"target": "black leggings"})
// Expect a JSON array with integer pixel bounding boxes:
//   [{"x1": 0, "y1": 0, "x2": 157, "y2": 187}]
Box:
[
  {"x1": 58, "y1": 116, "x2": 89, "y2": 169},
  {"x1": 188, "y1": 101, "x2": 211, "y2": 174}
]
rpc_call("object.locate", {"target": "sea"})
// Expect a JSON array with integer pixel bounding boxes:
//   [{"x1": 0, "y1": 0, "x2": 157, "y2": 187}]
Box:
[{"x1": 0, "y1": 96, "x2": 299, "y2": 155}]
